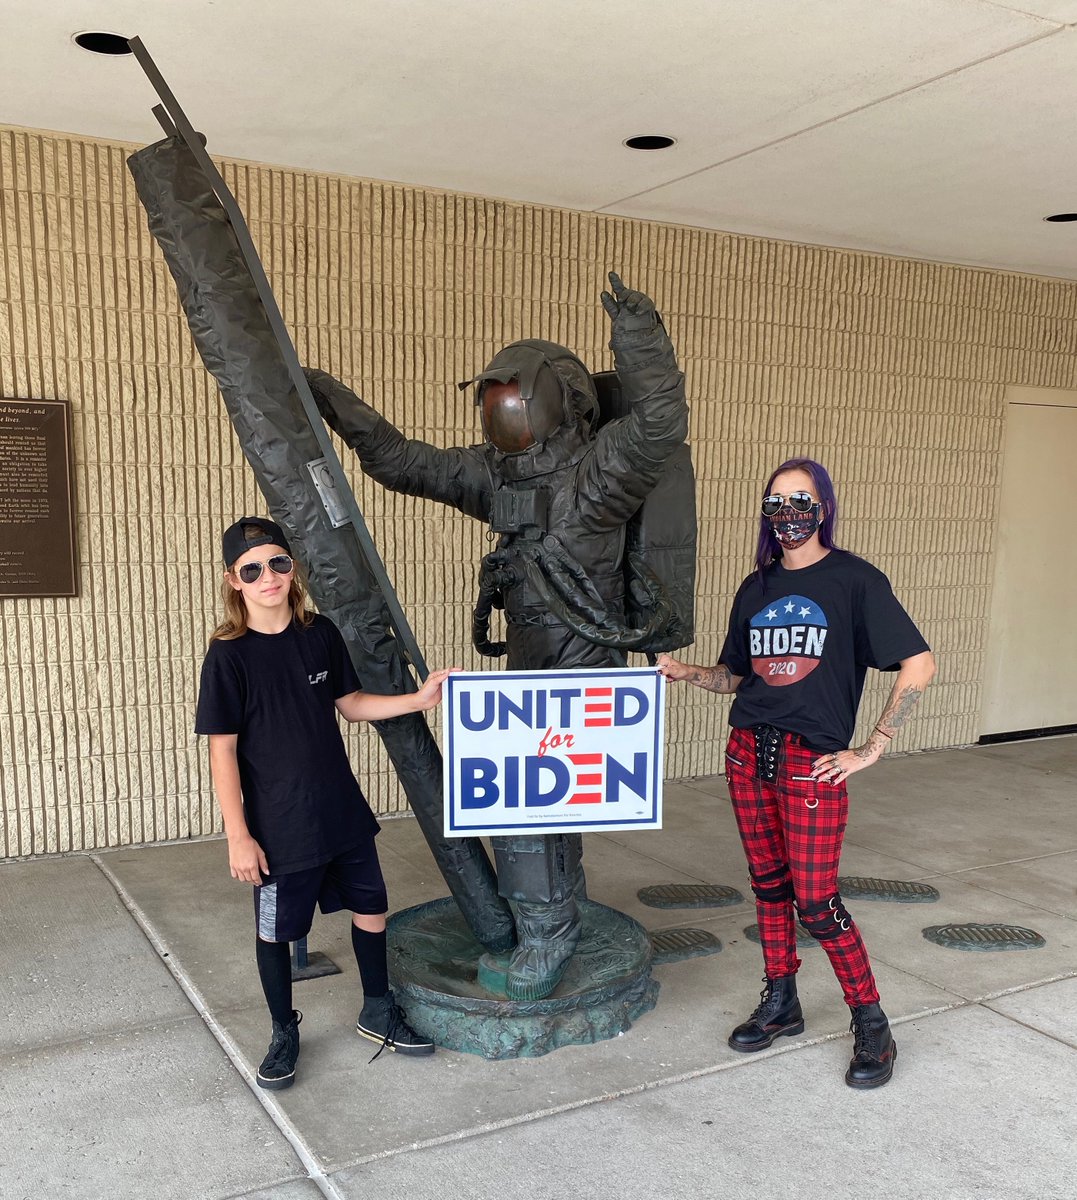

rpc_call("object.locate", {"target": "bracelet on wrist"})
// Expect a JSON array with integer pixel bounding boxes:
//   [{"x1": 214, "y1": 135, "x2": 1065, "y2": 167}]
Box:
[{"x1": 874, "y1": 726, "x2": 893, "y2": 740}]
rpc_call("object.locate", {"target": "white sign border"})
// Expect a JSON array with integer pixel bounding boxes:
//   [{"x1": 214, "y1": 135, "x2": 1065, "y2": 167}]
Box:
[{"x1": 442, "y1": 667, "x2": 665, "y2": 837}]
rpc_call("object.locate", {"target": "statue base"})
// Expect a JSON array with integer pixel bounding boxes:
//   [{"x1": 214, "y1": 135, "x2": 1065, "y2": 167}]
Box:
[{"x1": 386, "y1": 898, "x2": 659, "y2": 1059}]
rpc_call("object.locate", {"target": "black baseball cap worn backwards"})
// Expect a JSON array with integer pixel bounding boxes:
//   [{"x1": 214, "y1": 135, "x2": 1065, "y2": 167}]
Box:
[{"x1": 222, "y1": 517, "x2": 292, "y2": 567}]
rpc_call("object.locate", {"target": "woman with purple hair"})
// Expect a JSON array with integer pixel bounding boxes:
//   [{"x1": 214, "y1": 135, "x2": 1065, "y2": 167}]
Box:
[{"x1": 658, "y1": 458, "x2": 935, "y2": 1088}]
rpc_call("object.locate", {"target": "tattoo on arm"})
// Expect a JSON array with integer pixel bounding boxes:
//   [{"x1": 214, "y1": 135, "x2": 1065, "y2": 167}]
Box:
[
  {"x1": 854, "y1": 729, "x2": 891, "y2": 760},
  {"x1": 876, "y1": 685, "x2": 923, "y2": 737},
  {"x1": 689, "y1": 665, "x2": 733, "y2": 694}
]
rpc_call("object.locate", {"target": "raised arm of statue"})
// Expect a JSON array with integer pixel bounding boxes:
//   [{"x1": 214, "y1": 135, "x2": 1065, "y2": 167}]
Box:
[
  {"x1": 577, "y1": 274, "x2": 689, "y2": 529},
  {"x1": 304, "y1": 368, "x2": 492, "y2": 520}
]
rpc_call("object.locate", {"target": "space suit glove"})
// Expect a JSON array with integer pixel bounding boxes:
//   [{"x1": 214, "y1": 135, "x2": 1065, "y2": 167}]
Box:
[
  {"x1": 303, "y1": 367, "x2": 384, "y2": 448},
  {"x1": 600, "y1": 272, "x2": 659, "y2": 340},
  {"x1": 600, "y1": 271, "x2": 675, "y2": 370}
]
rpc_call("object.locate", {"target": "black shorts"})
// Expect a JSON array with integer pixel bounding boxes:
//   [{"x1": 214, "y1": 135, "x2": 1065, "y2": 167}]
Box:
[{"x1": 254, "y1": 837, "x2": 388, "y2": 943}]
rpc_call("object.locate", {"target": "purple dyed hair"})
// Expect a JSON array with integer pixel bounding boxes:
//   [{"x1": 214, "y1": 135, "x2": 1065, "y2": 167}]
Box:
[{"x1": 755, "y1": 457, "x2": 840, "y2": 590}]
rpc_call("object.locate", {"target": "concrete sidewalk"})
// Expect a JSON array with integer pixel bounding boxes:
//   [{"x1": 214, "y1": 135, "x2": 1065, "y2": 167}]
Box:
[{"x1": 2, "y1": 737, "x2": 1076, "y2": 1199}]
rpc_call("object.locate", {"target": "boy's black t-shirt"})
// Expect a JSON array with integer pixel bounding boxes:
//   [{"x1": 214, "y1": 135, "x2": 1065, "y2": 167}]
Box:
[
  {"x1": 194, "y1": 613, "x2": 379, "y2": 875},
  {"x1": 720, "y1": 550, "x2": 930, "y2": 752}
]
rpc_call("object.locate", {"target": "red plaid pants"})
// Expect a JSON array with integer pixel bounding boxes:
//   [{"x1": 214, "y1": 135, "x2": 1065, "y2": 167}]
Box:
[{"x1": 725, "y1": 726, "x2": 879, "y2": 1006}]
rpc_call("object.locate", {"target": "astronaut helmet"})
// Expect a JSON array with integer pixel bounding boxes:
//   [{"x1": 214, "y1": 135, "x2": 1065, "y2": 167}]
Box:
[{"x1": 459, "y1": 339, "x2": 599, "y2": 454}]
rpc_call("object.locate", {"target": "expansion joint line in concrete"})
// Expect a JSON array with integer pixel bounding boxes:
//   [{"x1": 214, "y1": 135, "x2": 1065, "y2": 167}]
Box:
[
  {"x1": 331, "y1": 1006, "x2": 951, "y2": 1173},
  {"x1": 89, "y1": 852, "x2": 345, "y2": 1200},
  {"x1": 333, "y1": 982, "x2": 1077, "y2": 1174},
  {"x1": 979, "y1": 1003, "x2": 1077, "y2": 1054},
  {"x1": 978, "y1": 969, "x2": 1077, "y2": 1000}
]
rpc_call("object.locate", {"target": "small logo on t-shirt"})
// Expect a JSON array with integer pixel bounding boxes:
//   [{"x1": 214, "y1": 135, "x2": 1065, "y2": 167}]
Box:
[
  {"x1": 308, "y1": 670, "x2": 328, "y2": 686},
  {"x1": 750, "y1": 594, "x2": 828, "y2": 687}
]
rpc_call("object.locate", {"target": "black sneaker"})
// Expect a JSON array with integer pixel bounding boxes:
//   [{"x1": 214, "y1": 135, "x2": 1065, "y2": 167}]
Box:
[
  {"x1": 257, "y1": 1010, "x2": 301, "y2": 1090},
  {"x1": 356, "y1": 991, "x2": 435, "y2": 1061}
]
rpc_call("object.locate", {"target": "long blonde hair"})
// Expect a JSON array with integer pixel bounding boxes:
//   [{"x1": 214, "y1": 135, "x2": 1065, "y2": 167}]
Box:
[{"x1": 210, "y1": 558, "x2": 315, "y2": 643}]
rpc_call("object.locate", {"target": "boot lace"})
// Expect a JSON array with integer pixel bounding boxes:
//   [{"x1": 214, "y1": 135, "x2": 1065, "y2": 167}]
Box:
[
  {"x1": 748, "y1": 977, "x2": 777, "y2": 1022},
  {"x1": 850, "y1": 1008, "x2": 879, "y2": 1059}
]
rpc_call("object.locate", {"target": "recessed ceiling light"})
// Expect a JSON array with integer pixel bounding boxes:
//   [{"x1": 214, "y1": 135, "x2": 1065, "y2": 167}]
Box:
[
  {"x1": 1043, "y1": 213, "x2": 1077, "y2": 223},
  {"x1": 73, "y1": 31, "x2": 132, "y2": 55},
  {"x1": 624, "y1": 135, "x2": 676, "y2": 151}
]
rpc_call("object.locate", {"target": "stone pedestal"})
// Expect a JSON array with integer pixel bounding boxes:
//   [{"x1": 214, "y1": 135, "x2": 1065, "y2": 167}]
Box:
[{"x1": 386, "y1": 898, "x2": 658, "y2": 1059}]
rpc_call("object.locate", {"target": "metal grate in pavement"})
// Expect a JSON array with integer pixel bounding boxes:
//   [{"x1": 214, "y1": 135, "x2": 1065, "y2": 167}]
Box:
[
  {"x1": 921, "y1": 922, "x2": 1046, "y2": 951},
  {"x1": 650, "y1": 927, "x2": 723, "y2": 964},
  {"x1": 838, "y1": 876, "x2": 940, "y2": 903},
  {"x1": 638, "y1": 883, "x2": 745, "y2": 909}
]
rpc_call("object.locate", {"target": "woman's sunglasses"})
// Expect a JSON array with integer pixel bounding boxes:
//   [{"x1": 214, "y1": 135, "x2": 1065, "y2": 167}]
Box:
[
  {"x1": 761, "y1": 491, "x2": 819, "y2": 518},
  {"x1": 234, "y1": 554, "x2": 294, "y2": 584}
]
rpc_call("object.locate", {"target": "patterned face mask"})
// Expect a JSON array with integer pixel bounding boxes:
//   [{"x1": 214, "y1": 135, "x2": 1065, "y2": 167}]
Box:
[{"x1": 769, "y1": 506, "x2": 821, "y2": 549}]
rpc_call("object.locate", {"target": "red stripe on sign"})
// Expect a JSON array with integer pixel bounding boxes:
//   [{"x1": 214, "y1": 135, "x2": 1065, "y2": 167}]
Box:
[
  {"x1": 585, "y1": 688, "x2": 612, "y2": 696},
  {"x1": 584, "y1": 703, "x2": 612, "y2": 713},
  {"x1": 567, "y1": 792, "x2": 602, "y2": 805},
  {"x1": 584, "y1": 718, "x2": 612, "y2": 727},
  {"x1": 576, "y1": 773, "x2": 602, "y2": 786},
  {"x1": 568, "y1": 754, "x2": 602, "y2": 765}
]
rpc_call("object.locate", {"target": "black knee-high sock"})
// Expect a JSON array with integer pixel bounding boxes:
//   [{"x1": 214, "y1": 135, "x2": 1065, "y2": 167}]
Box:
[
  {"x1": 256, "y1": 938, "x2": 293, "y2": 1026},
  {"x1": 351, "y1": 925, "x2": 389, "y2": 999}
]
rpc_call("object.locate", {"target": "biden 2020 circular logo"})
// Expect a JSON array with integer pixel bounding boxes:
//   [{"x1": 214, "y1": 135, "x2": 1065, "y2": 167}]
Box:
[{"x1": 749, "y1": 595, "x2": 828, "y2": 687}]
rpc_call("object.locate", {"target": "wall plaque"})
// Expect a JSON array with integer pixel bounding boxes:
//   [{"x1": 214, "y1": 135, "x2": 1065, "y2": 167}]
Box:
[{"x1": 0, "y1": 398, "x2": 78, "y2": 598}]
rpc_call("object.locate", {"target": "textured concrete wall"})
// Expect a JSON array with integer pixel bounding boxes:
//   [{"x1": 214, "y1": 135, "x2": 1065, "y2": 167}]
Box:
[{"x1": 3, "y1": 125, "x2": 1077, "y2": 858}]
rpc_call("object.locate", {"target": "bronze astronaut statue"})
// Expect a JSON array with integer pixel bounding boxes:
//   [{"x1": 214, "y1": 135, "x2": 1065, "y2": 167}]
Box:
[{"x1": 306, "y1": 274, "x2": 693, "y2": 1000}]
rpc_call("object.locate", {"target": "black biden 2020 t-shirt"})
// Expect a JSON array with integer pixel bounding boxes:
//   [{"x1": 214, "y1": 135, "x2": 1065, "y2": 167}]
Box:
[
  {"x1": 195, "y1": 613, "x2": 379, "y2": 875},
  {"x1": 720, "y1": 551, "x2": 929, "y2": 752}
]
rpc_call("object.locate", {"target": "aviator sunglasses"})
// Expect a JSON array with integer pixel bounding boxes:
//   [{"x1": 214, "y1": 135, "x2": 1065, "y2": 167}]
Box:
[
  {"x1": 761, "y1": 491, "x2": 819, "y2": 518},
  {"x1": 233, "y1": 554, "x2": 294, "y2": 584}
]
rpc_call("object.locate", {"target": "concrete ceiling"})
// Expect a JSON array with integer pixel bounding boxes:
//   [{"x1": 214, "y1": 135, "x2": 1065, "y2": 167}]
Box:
[{"x1": 6, "y1": 0, "x2": 1077, "y2": 278}]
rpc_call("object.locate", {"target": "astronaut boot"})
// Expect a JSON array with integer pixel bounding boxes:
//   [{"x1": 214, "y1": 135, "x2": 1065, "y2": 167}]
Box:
[{"x1": 504, "y1": 898, "x2": 583, "y2": 1001}]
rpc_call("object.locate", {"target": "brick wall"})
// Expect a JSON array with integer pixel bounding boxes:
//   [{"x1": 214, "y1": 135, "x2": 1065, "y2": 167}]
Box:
[{"x1": 3, "y1": 125, "x2": 1076, "y2": 856}]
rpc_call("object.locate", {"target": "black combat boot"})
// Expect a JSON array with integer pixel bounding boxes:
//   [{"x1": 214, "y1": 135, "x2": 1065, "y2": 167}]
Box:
[
  {"x1": 728, "y1": 975, "x2": 804, "y2": 1052},
  {"x1": 257, "y1": 1009, "x2": 301, "y2": 1090},
  {"x1": 845, "y1": 1001, "x2": 897, "y2": 1088},
  {"x1": 357, "y1": 991, "x2": 435, "y2": 1061}
]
